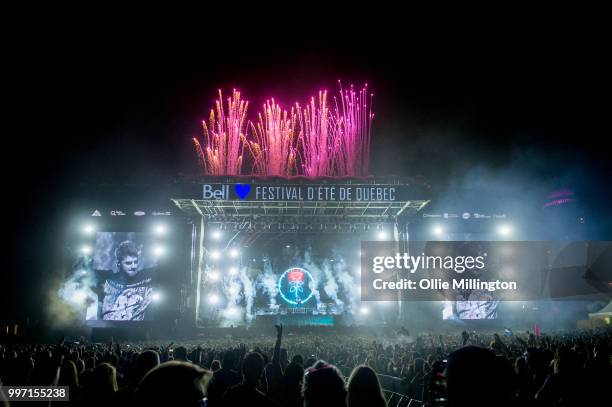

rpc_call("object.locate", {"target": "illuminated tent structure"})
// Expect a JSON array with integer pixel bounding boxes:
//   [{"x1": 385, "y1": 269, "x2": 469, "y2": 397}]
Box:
[{"x1": 588, "y1": 301, "x2": 612, "y2": 327}]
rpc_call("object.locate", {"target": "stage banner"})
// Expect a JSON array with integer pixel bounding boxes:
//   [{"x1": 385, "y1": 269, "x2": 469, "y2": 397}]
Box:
[{"x1": 202, "y1": 183, "x2": 417, "y2": 202}]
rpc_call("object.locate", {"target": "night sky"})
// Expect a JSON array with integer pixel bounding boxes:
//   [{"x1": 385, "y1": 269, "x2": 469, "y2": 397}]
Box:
[{"x1": 5, "y1": 25, "x2": 610, "y2": 321}]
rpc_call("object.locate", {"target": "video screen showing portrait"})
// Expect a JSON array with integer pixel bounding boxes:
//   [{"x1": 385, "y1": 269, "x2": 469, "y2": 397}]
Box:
[
  {"x1": 442, "y1": 300, "x2": 499, "y2": 320},
  {"x1": 86, "y1": 232, "x2": 158, "y2": 321}
]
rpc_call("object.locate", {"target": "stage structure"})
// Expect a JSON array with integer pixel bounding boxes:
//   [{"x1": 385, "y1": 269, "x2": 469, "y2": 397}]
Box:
[
  {"x1": 65, "y1": 83, "x2": 431, "y2": 332},
  {"x1": 171, "y1": 177, "x2": 429, "y2": 327}
]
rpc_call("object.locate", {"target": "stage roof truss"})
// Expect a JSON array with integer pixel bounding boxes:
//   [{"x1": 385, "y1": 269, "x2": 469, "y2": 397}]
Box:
[{"x1": 172, "y1": 198, "x2": 429, "y2": 223}]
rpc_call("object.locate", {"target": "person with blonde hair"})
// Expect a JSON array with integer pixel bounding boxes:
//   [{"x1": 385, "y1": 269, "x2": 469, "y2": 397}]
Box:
[{"x1": 347, "y1": 365, "x2": 387, "y2": 407}]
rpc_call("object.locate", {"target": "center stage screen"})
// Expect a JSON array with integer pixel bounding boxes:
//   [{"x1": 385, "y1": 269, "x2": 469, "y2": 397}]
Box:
[{"x1": 198, "y1": 233, "x2": 362, "y2": 326}]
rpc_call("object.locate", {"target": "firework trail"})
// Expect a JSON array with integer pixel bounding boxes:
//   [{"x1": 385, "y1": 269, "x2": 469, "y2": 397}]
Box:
[
  {"x1": 297, "y1": 91, "x2": 337, "y2": 177},
  {"x1": 193, "y1": 89, "x2": 248, "y2": 175},
  {"x1": 334, "y1": 82, "x2": 374, "y2": 176},
  {"x1": 248, "y1": 100, "x2": 297, "y2": 176}
]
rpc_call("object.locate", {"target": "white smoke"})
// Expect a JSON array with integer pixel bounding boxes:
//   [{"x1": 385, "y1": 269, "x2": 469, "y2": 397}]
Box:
[
  {"x1": 301, "y1": 248, "x2": 322, "y2": 305},
  {"x1": 258, "y1": 259, "x2": 278, "y2": 307},
  {"x1": 322, "y1": 261, "x2": 343, "y2": 306},
  {"x1": 333, "y1": 256, "x2": 359, "y2": 312},
  {"x1": 239, "y1": 267, "x2": 255, "y2": 324},
  {"x1": 55, "y1": 258, "x2": 99, "y2": 326}
]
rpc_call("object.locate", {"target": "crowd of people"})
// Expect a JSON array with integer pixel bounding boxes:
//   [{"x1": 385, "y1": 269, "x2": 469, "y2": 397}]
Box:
[{"x1": 0, "y1": 326, "x2": 610, "y2": 406}]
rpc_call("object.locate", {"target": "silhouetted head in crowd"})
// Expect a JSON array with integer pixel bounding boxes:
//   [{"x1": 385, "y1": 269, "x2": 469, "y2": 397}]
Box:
[
  {"x1": 222, "y1": 350, "x2": 237, "y2": 370},
  {"x1": 446, "y1": 346, "x2": 515, "y2": 407},
  {"x1": 105, "y1": 354, "x2": 119, "y2": 368},
  {"x1": 174, "y1": 346, "x2": 188, "y2": 361},
  {"x1": 347, "y1": 365, "x2": 387, "y2": 407},
  {"x1": 242, "y1": 352, "x2": 265, "y2": 387},
  {"x1": 292, "y1": 354, "x2": 304, "y2": 366},
  {"x1": 554, "y1": 347, "x2": 581, "y2": 375},
  {"x1": 58, "y1": 360, "x2": 79, "y2": 388},
  {"x1": 303, "y1": 360, "x2": 347, "y2": 407},
  {"x1": 210, "y1": 359, "x2": 221, "y2": 372},
  {"x1": 135, "y1": 361, "x2": 211, "y2": 406},
  {"x1": 89, "y1": 363, "x2": 118, "y2": 399},
  {"x1": 85, "y1": 356, "x2": 96, "y2": 370},
  {"x1": 515, "y1": 356, "x2": 529, "y2": 376},
  {"x1": 135, "y1": 350, "x2": 160, "y2": 382},
  {"x1": 75, "y1": 358, "x2": 85, "y2": 375},
  {"x1": 305, "y1": 357, "x2": 317, "y2": 368},
  {"x1": 413, "y1": 357, "x2": 425, "y2": 374},
  {"x1": 282, "y1": 361, "x2": 304, "y2": 387}
]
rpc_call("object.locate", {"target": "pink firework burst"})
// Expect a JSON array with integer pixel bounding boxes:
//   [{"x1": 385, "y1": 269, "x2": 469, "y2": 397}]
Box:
[
  {"x1": 247, "y1": 99, "x2": 297, "y2": 176},
  {"x1": 194, "y1": 82, "x2": 374, "y2": 177},
  {"x1": 193, "y1": 89, "x2": 248, "y2": 175}
]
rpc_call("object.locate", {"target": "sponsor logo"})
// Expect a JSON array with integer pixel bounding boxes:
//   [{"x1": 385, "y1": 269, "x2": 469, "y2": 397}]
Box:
[
  {"x1": 91, "y1": 210, "x2": 102, "y2": 217},
  {"x1": 134, "y1": 211, "x2": 146, "y2": 216},
  {"x1": 203, "y1": 184, "x2": 230, "y2": 200},
  {"x1": 462, "y1": 212, "x2": 471, "y2": 219},
  {"x1": 234, "y1": 183, "x2": 251, "y2": 200},
  {"x1": 110, "y1": 210, "x2": 126, "y2": 216},
  {"x1": 152, "y1": 211, "x2": 172, "y2": 216},
  {"x1": 423, "y1": 214, "x2": 442, "y2": 218}
]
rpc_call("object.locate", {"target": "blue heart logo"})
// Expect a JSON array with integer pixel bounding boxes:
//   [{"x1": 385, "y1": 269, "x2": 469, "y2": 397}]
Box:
[{"x1": 234, "y1": 184, "x2": 251, "y2": 200}]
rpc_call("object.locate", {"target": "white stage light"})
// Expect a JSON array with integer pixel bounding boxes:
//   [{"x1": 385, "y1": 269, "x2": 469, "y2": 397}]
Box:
[
  {"x1": 229, "y1": 248, "x2": 239, "y2": 258},
  {"x1": 81, "y1": 245, "x2": 92, "y2": 255},
  {"x1": 208, "y1": 294, "x2": 220, "y2": 305},
  {"x1": 376, "y1": 231, "x2": 388, "y2": 240},
  {"x1": 153, "y1": 224, "x2": 166, "y2": 236},
  {"x1": 497, "y1": 224, "x2": 513, "y2": 237},
  {"x1": 83, "y1": 224, "x2": 95, "y2": 235},
  {"x1": 285, "y1": 244, "x2": 291, "y2": 248},
  {"x1": 152, "y1": 292, "x2": 161, "y2": 302},
  {"x1": 229, "y1": 267, "x2": 239, "y2": 276},
  {"x1": 432, "y1": 225, "x2": 444, "y2": 237},
  {"x1": 153, "y1": 245, "x2": 165, "y2": 257},
  {"x1": 360, "y1": 306, "x2": 370, "y2": 315},
  {"x1": 212, "y1": 230, "x2": 222, "y2": 240},
  {"x1": 210, "y1": 250, "x2": 221, "y2": 260},
  {"x1": 209, "y1": 271, "x2": 220, "y2": 281}
]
